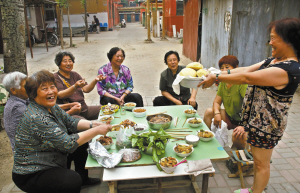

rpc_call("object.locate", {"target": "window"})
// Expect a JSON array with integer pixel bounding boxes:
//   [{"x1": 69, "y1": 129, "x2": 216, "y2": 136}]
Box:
[
  {"x1": 44, "y1": 4, "x2": 56, "y2": 21},
  {"x1": 176, "y1": 0, "x2": 183, "y2": 16},
  {"x1": 26, "y1": 7, "x2": 31, "y2": 20}
]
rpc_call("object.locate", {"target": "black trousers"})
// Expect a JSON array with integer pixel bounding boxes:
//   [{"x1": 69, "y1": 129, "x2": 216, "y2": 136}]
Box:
[
  {"x1": 100, "y1": 93, "x2": 144, "y2": 107},
  {"x1": 153, "y1": 95, "x2": 198, "y2": 110},
  {"x1": 12, "y1": 167, "x2": 82, "y2": 193}
]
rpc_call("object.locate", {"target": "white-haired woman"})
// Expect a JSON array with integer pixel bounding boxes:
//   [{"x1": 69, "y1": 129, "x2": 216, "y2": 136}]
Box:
[{"x1": 3, "y1": 71, "x2": 28, "y2": 153}]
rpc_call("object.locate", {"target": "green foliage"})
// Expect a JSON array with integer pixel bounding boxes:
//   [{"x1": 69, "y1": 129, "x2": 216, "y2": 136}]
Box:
[
  {"x1": 180, "y1": 38, "x2": 183, "y2": 44},
  {"x1": 55, "y1": 0, "x2": 68, "y2": 8},
  {"x1": 0, "y1": 84, "x2": 7, "y2": 115},
  {"x1": 129, "y1": 128, "x2": 173, "y2": 171}
]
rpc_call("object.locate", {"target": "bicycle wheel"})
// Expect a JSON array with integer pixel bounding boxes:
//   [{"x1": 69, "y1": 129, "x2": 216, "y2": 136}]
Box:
[{"x1": 48, "y1": 34, "x2": 58, "y2": 46}]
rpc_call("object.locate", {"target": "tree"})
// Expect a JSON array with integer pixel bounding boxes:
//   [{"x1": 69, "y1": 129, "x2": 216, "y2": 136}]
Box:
[
  {"x1": 80, "y1": 0, "x2": 88, "y2": 42},
  {"x1": 1, "y1": 0, "x2": 28, "y2": 74}
]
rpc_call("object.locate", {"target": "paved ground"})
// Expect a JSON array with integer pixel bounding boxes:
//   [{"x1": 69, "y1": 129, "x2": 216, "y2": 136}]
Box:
[{"x1": 1, "y1": 22, "x2": 300, "y2": 193}]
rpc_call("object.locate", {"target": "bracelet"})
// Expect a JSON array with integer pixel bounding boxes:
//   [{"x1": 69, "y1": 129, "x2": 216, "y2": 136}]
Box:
[
  {"x1": 214, "y1": 112, "x2": 221, "y2": 116},
  {"x1": 90, "y1": 121, "x2": 93, "y2": 128},
  {"x1": 123, "y1": 92, "x2": 128, "y2": 96},
  {"x1": 215, "y1": 74, "x2": 219, "y2": 83},
  {"x1": 227, "y1": 69, "x2": 231, "y2": 74},
  {"x1": 73, "y1": 85, "x2": 76, "y2": 90}
]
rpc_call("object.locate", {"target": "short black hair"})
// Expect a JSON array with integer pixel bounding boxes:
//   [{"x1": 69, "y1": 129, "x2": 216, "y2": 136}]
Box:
[
  {"x1": 25, "y1": 70, "x2": 56, "y2": 100},
  {"x1": 164, "y1": 50, "x2": 180, "y2": 65},
  {"x1": 107, "y1": 47, "x2": 125, "y2": 62},
  {"x1": 54, "y1": 51, "x2": 75, "y2": 67},
  {"x1": 218, "y1": 55, "x2": 239, "y2": 69}
]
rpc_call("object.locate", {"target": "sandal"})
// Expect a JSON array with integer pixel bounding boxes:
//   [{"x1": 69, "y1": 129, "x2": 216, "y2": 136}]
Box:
[{"x1": 234, "y1": 188, "x2": 253, "y2": 193}]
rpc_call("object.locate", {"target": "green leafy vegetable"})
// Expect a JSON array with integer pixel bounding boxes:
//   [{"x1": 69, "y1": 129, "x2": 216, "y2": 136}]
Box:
[{"x1": 129, "y1": 128, "x2": 173, "y2": 171}]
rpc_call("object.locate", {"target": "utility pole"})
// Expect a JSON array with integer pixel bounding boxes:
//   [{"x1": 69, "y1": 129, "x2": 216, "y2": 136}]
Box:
[{"x1": 1, "y1": 0, "x2": 28, "y2": 74}]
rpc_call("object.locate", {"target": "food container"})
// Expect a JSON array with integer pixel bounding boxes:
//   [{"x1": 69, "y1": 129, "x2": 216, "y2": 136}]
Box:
[
  {"x1": 103, "y1": 141, "x2": 113, "y2": 150},
  {"x1": 187, "y1": 117, "x2": 203, "y2": 128},
  {"x1": 180, "y1": 78, "x2": 204, "y2": 89},
  {"x1": 124, "y1": 102, "x2": 136, "y2": 110},
  {"x1": 98, "y1": 115, "x2": 114, "y2": 123},
  {"x1": 102, "y1": 110, "x2": 115, "y2": 116},
  {"x1": 133, "y1": 123, "x2": 148, "y2": 135},
  {"x1": 159, "y1": 157, "x2": 178, "y2": 174},
  {"x1": 97, "y1": 136, "x2": 114, "y2": 150},
  {"x1": 173, "y1": 144, "x2": 194, "y2": 157},
  {"x1": 197, "y1": 130, "x2": 215, "y2": 142},
  {"x1": 184, "y1": 109, "x2": 197, "y2": 118},
  {"x1": 185, "y1": 135, "x2": 200, "y2": 147},
  {"x1": 109, "y1": 124, "x2": 125, "y2": 138},
  {"x1": 101, "y1": 104, "x2": 119, "y2": 113},
  {"x1": 146, "y1": 113, "x2": 173, "y2": 130},
  {"x1": 132, "y1": 107, "x2": 147, "y2": 118}
]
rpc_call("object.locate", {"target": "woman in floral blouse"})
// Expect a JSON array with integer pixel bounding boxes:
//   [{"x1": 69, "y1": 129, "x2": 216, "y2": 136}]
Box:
[
  {"x1": 198, "y1": 18, "x2": 300, "y2": 193},
  {"x1": 97, "y1": 47, "x2": 143, "y2": 107}
]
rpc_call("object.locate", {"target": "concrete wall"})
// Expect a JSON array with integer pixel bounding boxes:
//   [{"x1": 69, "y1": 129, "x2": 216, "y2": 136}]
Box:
[
  {"x1": 201, "y1": 0, "x2": 232, "y2": 68},
  {"x1": 182, "y1": 0, "x2": 201, "y2": 62}
]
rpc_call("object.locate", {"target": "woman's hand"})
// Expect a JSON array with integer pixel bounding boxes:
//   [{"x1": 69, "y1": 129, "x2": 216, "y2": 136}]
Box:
[
  {"x1": 98, "y1": 124, "x2": 112, "y2": 136},
  {"x1": 115, "y1": 97, "x2": 124, "y2": 105},
  {"x1": 213, "y1": 113, "x2": 222, "y2": 128},
  {"x1": 68, "y1": 102, "x2": 81, "y2": 115},
  {"x1": 233, "y1": 126, "x2": 246, "y2": 139},
  {"x1": 74, "y1": 79, "x2": 86, "y2": 89},
  {"x1": 95, "y1": 74, "x2": 106, "y2": 82},
  {"x1": 174, "y1": 99, "x2": 183, "y2": 105},
  {"x1": 187, "y1": 98, "x2": 196, "y2": 107},
  {"x1": 198, "y1": 74, "x2": 216, "y2": 89},
  {"x1": 91, "y1": 121, "x2": 105, "y2": 128}
]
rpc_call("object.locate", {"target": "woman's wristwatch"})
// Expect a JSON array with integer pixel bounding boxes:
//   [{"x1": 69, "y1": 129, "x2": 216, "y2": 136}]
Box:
[{"x1": 123, "y1": 92, "x2": 128, "y2": 97}]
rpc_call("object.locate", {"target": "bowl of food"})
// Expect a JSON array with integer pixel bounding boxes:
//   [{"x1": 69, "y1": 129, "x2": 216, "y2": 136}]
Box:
[
  {"x1": 109, "y1": 124, "x2": 124, "y2": 138},
  {"x1": 98, "y1": 115, "x2": 114, "y2": 123},
  {"x1": 184, "y1": 109, "x2": 197, "y2": 117},
  {"x1": 185, "y1": 135, "x2": 200, "y2": 147},
  {"x1": 187, "y1": 117, "x2": 203, "y2": 128},
  {"x1": 173, "y1": 144, "x2": 194, "y2": 157},
  {"x1": 133, "y1": 123, "x2": 148, "y2": 134},
  {"x1": 197, "y1": 130, "x2": 214, "y2": 142},
  {"x1": 101, "y1": 104, "x2": 119, "y2": 113},
  {"x1": 96, "y1": 136, "x2": 113, "y2": 150},
  {"x1": 146, "y1": 113, "x2": 173, "y2": 130},
  {"x1": 132, "y1": 107, "x2": 147, "y2": 118},
  {"x1": 102, "y1": 109, "x2": 115, "y2": 116},
  {"x1": 120, "y1": 119, "x2": 136, "y2": 128},
  {"x1": 124, "y1": 102, "x2": 136, "y2": 110},
  {"x1": 159, "y1": 157, "x2": 178, "y2": 174}
]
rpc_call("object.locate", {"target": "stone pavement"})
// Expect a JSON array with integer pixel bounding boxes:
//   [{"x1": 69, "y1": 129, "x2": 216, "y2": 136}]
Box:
[{"x1": 1, "y1": 22, "x2": 300, "y2": 193}]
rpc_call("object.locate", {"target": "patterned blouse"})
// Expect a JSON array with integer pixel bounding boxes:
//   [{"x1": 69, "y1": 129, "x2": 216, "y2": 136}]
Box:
[
  {"x1": 97, "y1": 62, "x2": 133, "y2": 98},
  {"x1": 3, "y1": 95, "x2": 28, "y2": 153},
  {"x1": 240, "y1": 58, "x2": 300, "y2": 145},
  {"x1": 13, "y1": 101, "x2": 80, "y2": 175}
]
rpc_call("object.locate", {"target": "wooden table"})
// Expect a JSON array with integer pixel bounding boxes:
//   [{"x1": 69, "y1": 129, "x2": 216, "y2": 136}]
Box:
[{"x1": 86, "y1": 105, "x2": 229, "y2": 192}]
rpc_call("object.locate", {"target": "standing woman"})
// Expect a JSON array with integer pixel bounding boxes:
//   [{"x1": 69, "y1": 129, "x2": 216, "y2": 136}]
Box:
[
  {"x1": 198, "y1": 18, "x2": 300, "y2": 193},
  {"x1": 54, "y1": 51, "x2": 106, "y2": 120},
  {"x1": 12, "y1": 70, "x2": 111, "y2": 193},
  {"x1": 97, "y1": 47, "x2": 144, "y2": 107},
  {"x1": 153, "y1": 50, "x2": 198, "y2": 109}
]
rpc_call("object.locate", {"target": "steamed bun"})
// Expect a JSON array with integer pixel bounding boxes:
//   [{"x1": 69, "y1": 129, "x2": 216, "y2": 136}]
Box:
[
  {"x1": 186, "y1": 62, "x2": 203, "y2": 70},
  {"x1": 196, "y1": 69, "x2": 208, "y2": 77},
  {"x1": 179, "y1": 68, "x2": 197, "y2": 77}
]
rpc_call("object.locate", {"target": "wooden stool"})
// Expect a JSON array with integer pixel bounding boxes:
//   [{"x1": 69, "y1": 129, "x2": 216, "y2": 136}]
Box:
[{"x1": 228, "y1": 149, "x2": 254, "y2": 188}]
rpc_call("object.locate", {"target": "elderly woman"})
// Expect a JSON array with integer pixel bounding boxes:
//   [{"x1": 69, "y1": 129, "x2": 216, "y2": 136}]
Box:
[
  {"x1": 12, "y1": 70, "x2": 111, "y2": 193},
  {"x1": 153, "y1": 51, "x2": 198, "y2": 109},
  {"x1": 97, "y1": 47, "x2": 143, "y2": 107},
  {"x1": 54, "y1": 51, "x2": 106, "y2": 120},
  {"x1": 3, "y1": 72, "x2": 28, "y2": 153},
  {"x1": 203, "y1": 55, "x2": 248, "y2": 149},
  {"x1": 199, "y1": 18, "x2": 300, "y2": 193}
]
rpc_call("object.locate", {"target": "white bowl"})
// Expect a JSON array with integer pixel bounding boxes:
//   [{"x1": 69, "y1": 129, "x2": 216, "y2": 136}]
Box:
[
  {"x1": 132, "y1": 107, "x2": 147, "y2": 118},
  {"x1": 133, "y1": 123, "x2": 149, "y2": 134},
  {"x1": 159, "y1": 157, "x2": 178, "y2": 174},
  {"x1": 102, "y1": 110, "x2": 115, "y2": 116},
  {"x1": 124, "y1": 102, "x2": 136, "y2": 110},
  {"x1": 185, "y1": 135, "x2": 200, "y2": 147},
  {"x1": 187, "y1": 117, "x2": 203, "y2": 128},
  {"x1": 184, "y1": 109, "x2": 197, "y2": 118},
  {"x1": 102, "y1": 141, "x2": 113, "y2": 150},
  {"x1": 98, "y1": 115, "x2": 114, "y2": 123},
  {"x1": 173, "y1": 144, "x2": 194, "y2": 157},
  {"x1": 180, "y1": 78, "x2": 204, "y2": 89},
  {"x1": 197, "y1": 130, "x2": 215, "y2": 142},
  {"x1": 109, "y1": 124, "x2": 124, "y2": 138}
]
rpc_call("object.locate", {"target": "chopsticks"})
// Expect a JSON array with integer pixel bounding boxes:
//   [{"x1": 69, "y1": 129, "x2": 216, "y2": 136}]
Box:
[
  {"x1": 147, "y1": 111, "x2": 167, "y2": 117},
  {"x1": 182, "y1": 117, "x2": 188, "y2": 127},
  {"x1": 174, "y1": 117, "x2": 181, "y2": 127},
  {"x1": 166, "y1": 131, "x2": 192, "y2": 133},
  {"x1": 165, "y1": 128, "x2": 189, "y2": 130}
]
